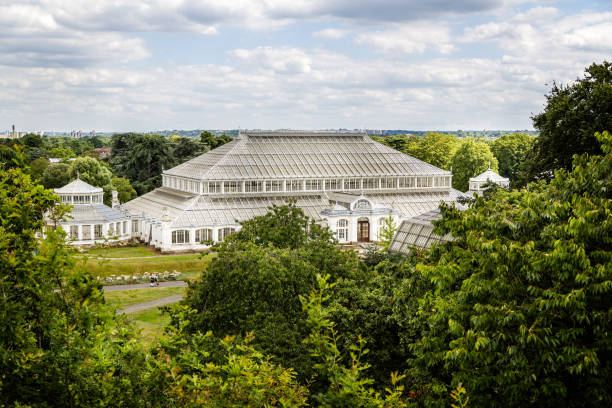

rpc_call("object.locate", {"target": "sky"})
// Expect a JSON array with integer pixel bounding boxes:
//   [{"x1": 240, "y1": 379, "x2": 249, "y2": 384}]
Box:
[{"x1": 1, "y1": 0, "x2": 610, "y2": 132}]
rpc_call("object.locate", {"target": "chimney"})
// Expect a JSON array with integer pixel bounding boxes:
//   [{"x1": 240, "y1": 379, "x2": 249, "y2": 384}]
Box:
[{"x1": 112, "y1": 190, "x2": 120, "y2": 208}]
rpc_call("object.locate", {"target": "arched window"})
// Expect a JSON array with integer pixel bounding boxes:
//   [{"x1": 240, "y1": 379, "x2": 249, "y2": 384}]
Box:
[
  {"x1": 336, "y1": 219, "x2": 348, "y2": 242},
  {"x1": 354, "y1": 199, "x2": 372, "y2": 210},
  {"x1": 172, "y1": 230, "x2": 190, "y2": 244},
  {"x1": 195, "y1": 228, "x2": 214, "y2": 243},
  {"x1": 377, "y1": 217, "x2": 386, "y2": 240},
  {"x1": 218, "y1": 227, "x2": 236, "y2": 242}
]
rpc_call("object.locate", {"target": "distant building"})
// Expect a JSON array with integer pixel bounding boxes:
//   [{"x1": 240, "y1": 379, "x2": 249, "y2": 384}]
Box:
[
  {"x1": 468, "y1": 166, "x2": 509, "y2": 195},
  {"x1": 123, "y1": 130, "x2": 466, "y2": 253},
  {"x1": 48, "y1": 177, "x2": 131, "y2": 245},
  {"x1": 94, "y1": 147, "x2": 111, "y2": 159}
]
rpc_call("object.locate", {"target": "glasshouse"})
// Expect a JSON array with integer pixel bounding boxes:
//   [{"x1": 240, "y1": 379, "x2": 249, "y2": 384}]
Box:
[
  {"x1": 123, "y1": 130, "x2": 467, "y2": 252},
  {"x1": 50, "y1": 177, "x2": 132, "y2": 245}
]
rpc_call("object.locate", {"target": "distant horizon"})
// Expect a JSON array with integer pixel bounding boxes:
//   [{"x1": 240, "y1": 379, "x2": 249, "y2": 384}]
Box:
[{"x1": 3, "y1": 128, "x2": 539, "y2": 135}]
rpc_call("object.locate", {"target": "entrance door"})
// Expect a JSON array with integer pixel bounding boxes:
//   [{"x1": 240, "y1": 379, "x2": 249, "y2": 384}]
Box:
[{"x1": 358, "y1": 219, "x2": 370, "y2": 242}]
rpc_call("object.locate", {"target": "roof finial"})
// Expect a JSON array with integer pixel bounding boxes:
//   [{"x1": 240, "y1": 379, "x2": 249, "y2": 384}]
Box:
[
  {"x1": 488, "y1": 161, "x2": 491, "y2": 170},
  {"x1": 76, "y1": 171, "x2": 80, "y2": 180}
]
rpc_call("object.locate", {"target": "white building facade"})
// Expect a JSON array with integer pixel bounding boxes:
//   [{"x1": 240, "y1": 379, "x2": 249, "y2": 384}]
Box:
[
  {"x1": 468, "y1": 166, "x2": 510, "y2": 195},
  {"x1": 123, "y1": 131, "x2": 466, "y2": 252},
  {"x1": 51, "y1": 178, "x2": 132, "y2": 245}
]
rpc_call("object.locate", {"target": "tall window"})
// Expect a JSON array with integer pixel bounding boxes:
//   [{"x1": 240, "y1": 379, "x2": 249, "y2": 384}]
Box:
[
  {"x1": 94, "y1": 224, "x2": 103, "y2": 239},
  {"x1": 218, "y1": 227, "x2": 236, "y2": 241},
  {"x1": 417, "y1": 177, "x2": 432, "y2": 188},
  {"x1": 305, "y1": 179, "x2": 321, "y2": 191},
  {"x1": 336, "y1": 219, "x2": 348, "y2": 242},
  {"x1": 70, "y1": 225, "x2": 79, "y2": 240},
  {"x1": 266, "y1": 180, "x2": 283, "y2": 192},
  {"x1": 82, "y1": 225, "x2": 91, "y2": 240},
  {"x1": 377, "y1": 217, "x2": 386, "y2": 240},
  {"x1": 286, "y1": 180, "x2": 302, "y2": 192},
  {"x1": 399, "y1": 177, "x2": 415, "y2": 188},
  {"x1": 172, "y1": 230, "x2": 190, "y2": 244},
  {"x1": 132, "y1": 220, "x2": 139, "y2": 232},
  {"x1": 224, "y1": 181, "x2": 241, "y2": 193},
  {"x1": 195, "y1": 228, "x2": 214, "y2": 242},
  {"x1": 325, "y1": 179, "x2": 341, "y2": 190},
  {"x1": 123, "y1": 221, "x2": 128, "y2": 235},
  {"x1": 363, "y1": 178, "x2": 379, "y2": 189},
  {"x1": 381, "y1": 178, "x2": 397, "y2": 189},
  {"x1": 108, "y1": 223, "x2": 114, "y2": 236},
  {"x1": 209, "y1": 182, "x2": 221, "y2": 193},
  {"x1": 245, "y1": 181, "x2": 263, "y2": 192},
  {"x1": 116, "y1": 222, "x2": 121, "y2": 235},
  {"x1": 343, "y1": 179, "x2": 360, "y2": 190}
]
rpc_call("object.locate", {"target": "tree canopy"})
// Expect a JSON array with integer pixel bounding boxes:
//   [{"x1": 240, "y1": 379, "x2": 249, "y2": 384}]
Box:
[
  {"x1": 406, "y1": 131, "x2": 612, "y2": 407},
  {"x1": 520, "y1": 61, "x2": 612, "y2": 184},
  {"x1": 41, "y1": 162, "x2": 71, "y2": 188},
  {"x1": 406, "y1": 132, "x2": 460, "y2": 170},
  {"x1": 110, "y1": 133, "x2": 176, "y2": 195},
  {"x1": 491, "y1": 133, "x2": 534, "y2": 181},
  {"x1": 450, "y1": 138, "x2": 498, "y2": 191}
]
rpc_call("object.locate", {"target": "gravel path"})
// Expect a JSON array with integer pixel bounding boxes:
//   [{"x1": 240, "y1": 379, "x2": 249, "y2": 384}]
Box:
[
  {"x1": 116, "y1": 294, "x2": 184, "y2": 314},
  {"x1": 103, "y1": 281, "x2": 187, "y2": 291}
]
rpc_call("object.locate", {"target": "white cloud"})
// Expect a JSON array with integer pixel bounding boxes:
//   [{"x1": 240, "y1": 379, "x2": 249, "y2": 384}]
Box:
[
  {"x1": 0, "y1": 46, "x2": 554, "y2": 131},
  {"x1": 231, "y1": 47, "x2": 313, "y2": 74},
  {"x1": 313, "y1": 28, "x2": 349, "y2": 39},
  {"x1": 355, "y1": 23, "x2": 456, "y2": 55},
  {"x1": 0, "y1": 3, "x2": 150, "y2": 67}
]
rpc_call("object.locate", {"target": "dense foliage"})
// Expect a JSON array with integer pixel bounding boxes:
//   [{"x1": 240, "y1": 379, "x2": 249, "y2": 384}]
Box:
[
  {"x1": 490, "y1": 133, "x2": 534, "y2": 181},
  {"x1": 178, "y1": 203, "x2": 361, "y2": 383},
  {"x1": 405, "y1": 131, "x2": 612, "y2": 407},
  {"x1": 519, "y1": 61, "x2": 611, "y2": 184}
]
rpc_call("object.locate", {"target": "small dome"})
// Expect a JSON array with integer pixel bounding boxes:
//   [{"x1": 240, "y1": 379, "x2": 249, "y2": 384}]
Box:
[
  {"x1": 54, "y1": 178, "x2": 103, "y2": 194},
  {"x1": 469, "y1": 167, "x2": 509, "y2": 183}
]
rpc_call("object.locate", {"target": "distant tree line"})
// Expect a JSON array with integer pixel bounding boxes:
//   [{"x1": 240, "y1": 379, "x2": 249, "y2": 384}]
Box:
[
  {"x1": 0, "y1": 130, "x2": 233, "y2": 203},
  {"x1": 374, "y1": 61, "x2": 611, "y2": 190}
]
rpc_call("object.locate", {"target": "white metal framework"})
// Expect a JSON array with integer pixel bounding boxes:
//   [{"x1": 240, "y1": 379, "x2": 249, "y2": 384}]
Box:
[{"x1": 123, "y1": 131, "x2": 466, "y2": 252}]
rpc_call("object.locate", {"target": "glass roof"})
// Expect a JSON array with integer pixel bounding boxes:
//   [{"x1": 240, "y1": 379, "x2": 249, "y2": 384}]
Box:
[
  {"x1": 163, "y1": 131, "x2": 449, "y2": 181},
  {"x1": 388, "y1": 208, "x2": 455, "y2": 255}
]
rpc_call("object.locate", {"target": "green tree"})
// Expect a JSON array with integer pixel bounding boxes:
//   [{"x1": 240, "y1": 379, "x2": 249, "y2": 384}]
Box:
[
  {"x1": 408, "y1": 131, "x2": 612, "y2": 407},
  {"x1": 491, "y1": 133, "x2": 534, "y2": 181},
  {"x1": 450, "y1": 138, "x2": 498, "y2": 191},
  {"x1": 406, "y1": 132, "x2": 460, "y2": 170},
  {"x1": 0, "y1": 144, "x2": 26, "y2": 170},
  {"x1": 200, "y1": 131, "x2": 232, "y2": 150},
  {"x1": 110, "y1": 133, "x2": 176, "y2": 195},
  {"x1": 178, "y1": 203, "x2": 360, "y2": 382},
  {"x1": 29, "y1": 156, "x2": 50, "y2": 180},
  {"x1": 48, "y1": 145, "x2": 76, "y2": 159},
  {"x1": 377, "y1": 214, "x2": 397, "y2": 251},
  {"x1": 70, "y1": 156, "x2": 113, "y2": 187},
  {"x1": 172, "y1": 136, "x2": 207, "y2": 163},
  {"x1": 41, "y1": 162, "x2": 71, "y2": 188},
  {"x1": 520, "y1": 61, "x2": 612, "y2": 184},
  {"x1": 111, "y1": 176, "x2": 137, "y2": 203},
  {"x1": 372, "y1": 134, "x2": 420, "y2": 153}
]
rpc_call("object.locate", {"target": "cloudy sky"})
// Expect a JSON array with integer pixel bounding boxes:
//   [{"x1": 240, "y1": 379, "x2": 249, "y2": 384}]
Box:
[{"x1": 1, "y1": 0, "x2": 610, "y2": 132}]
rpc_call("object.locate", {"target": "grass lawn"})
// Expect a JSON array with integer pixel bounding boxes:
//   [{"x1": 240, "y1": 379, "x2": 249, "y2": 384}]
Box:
[
  {"x1": 83, "y1": 246, "x2": 157, "y2": 258},
  {"x1": 129, "y1": 308, "x2": 172, "y2": 340},
  {"x1": 78, "y1": 253, "x2": 214, "y2": 278},
  {"x1": 104, "y1": 286, "x2": 186, "y2": 310}
]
